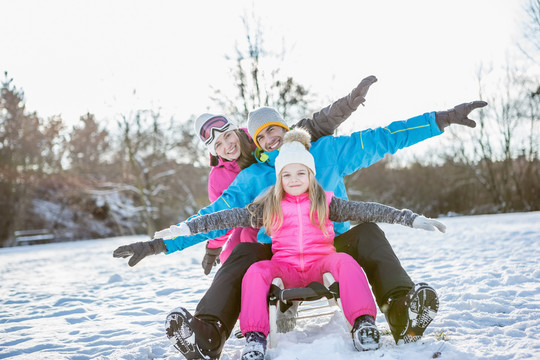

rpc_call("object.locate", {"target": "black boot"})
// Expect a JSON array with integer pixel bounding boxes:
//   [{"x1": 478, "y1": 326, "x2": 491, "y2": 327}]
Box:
[
  {"x1": 241, "y1": 331, "x2": 267, "y2": 360},
  {"x1": 165, "y1": 307, "x2": 226, "y2": 360},
  {"x1": 351, "y1": 315, "x2": 380, "y2": 351},
  {"x1": 385, "y1": 283, "x2": 439, "y2": 344}
]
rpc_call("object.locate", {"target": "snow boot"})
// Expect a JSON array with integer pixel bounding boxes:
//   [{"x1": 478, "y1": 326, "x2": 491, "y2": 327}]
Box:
[
  {"x1": 351, "y1": 315, "x2": 380, "y2": 351},
  {"x1": 165, "y1": 307, "x2": 226, "y2": 360},
  {"x1": 385, "y1": 282, "x2": 439, "y2": 344},
  {"x1": 241, "y1": 331, "x2": 267, "y2": 360}
]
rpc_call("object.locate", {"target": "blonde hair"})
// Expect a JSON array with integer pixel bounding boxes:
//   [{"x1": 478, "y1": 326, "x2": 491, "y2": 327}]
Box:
[{"x1": 248, "y1": 166, "x2": 329, "y2": 236}]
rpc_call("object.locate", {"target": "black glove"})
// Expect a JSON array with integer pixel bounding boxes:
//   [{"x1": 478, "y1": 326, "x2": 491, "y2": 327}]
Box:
[
  {"x1": 113, "y1": 238, "x2": 167, "y2": 267},
  {"x1": 435, "y1": 101, "x2": 488, "y2": 130},
  {"x1": 347, "y1": 75, "x2": 378, "y2": 109},
  {"x1": 201, "y1": 242, "x2": 222, "y2": 275}
]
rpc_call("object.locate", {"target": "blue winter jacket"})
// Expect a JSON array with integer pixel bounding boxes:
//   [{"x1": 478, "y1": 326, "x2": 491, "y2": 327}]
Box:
[{"x1": 164, "y1": 112, "x2": 443, "y2": 253}]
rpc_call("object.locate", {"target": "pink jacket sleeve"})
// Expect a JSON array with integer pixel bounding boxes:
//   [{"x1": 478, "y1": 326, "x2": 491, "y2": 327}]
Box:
[{"x1": 207, "y1": 167, "x2": 235, "y2": 249}]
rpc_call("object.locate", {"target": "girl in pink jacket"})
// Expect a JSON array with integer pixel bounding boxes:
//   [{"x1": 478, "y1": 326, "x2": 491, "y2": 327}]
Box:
[
  {"x1": 175, "y1": 128, "x2": 446, "y2": 359},
  {"x1": 193, "y1": 76, "x2": 379, "y2": 274},
  {"x1": 194, "y1": 114, "x2": 258, "y2": 274}
]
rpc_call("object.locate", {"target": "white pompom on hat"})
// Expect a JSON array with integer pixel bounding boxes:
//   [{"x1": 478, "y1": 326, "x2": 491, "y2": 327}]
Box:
[
  {"x1": 194, "y1": 113, "x2": 238, "y2": 156},
  {"x1": 247, "y1": 107, "x2": 290, "y2": 148},
  {"x1": 275, "y1": 128, "x2": 315, "y2": 177}
]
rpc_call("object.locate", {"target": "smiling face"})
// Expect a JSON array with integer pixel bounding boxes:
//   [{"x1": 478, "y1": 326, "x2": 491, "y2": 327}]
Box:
[
  {"x1": 214, "y1": 130, "x2": 241, "y2": 161},
  {"x1": 280, "y1": 163, "x2": 310, "y2": 196},
  {"x1": 256, "y1": 125, "x2": 287, "y2": 152}
]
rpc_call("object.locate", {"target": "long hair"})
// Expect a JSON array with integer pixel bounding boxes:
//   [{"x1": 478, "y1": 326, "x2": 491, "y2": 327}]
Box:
[
  {"x1": 210, "y1": 129, "x2": 256, "y2": 169},
  {"x1": 248, "y1": 167, "x2": 329, "y2": 236}
]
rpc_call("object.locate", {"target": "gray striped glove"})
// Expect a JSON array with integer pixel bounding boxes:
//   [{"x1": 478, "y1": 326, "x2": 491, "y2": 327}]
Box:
[
  {"x1": 201, "y1": 242, "x2": 222, "y2": 275},
  {"x1": 347, "y1": 75, "x2": 378, "y2": 109},
  {"x1": 113, "y1": 238, "x2": 167, "y2": 267},
  {"x1": 435, "y1": 101, "x2": 487, "y2": 130}
]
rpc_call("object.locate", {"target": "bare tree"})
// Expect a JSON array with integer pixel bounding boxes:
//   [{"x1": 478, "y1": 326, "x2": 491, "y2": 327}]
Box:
[
  {"x1": 448, "y1": 63, "x2": 540, "y2": 211},
  {"x1": 519, "y1": 0, "x2": 540, "y2": 63},
  {"x1": 109, "y1": 108, "x2": 208, "y2": 237},
  {"x1": 210, "y1": 11, "x2": 312, "y2": 126}
]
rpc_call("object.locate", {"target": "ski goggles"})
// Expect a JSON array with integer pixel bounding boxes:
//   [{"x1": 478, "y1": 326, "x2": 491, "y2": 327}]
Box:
[{"x1": 199, "y1": 116, "x2": 231, "y2": 145}]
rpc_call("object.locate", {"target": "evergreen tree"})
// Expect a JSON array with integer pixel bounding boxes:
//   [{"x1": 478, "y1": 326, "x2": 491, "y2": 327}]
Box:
[
  {"x1": 0, "y1": 73, "x2": 39, "y2": 246},
  {"x1": 68, "y1": 113, "x2": 110, "y2": 177}
]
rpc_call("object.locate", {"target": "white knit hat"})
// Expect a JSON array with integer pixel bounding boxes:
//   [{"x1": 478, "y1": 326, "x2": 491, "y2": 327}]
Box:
[
  {"x1": 275, "y1": 128, "x2": 315, "y2": 177},
  {"x1": 194, "y1": 113, "x2": 238, "y2": 156},
  {"x1": 247, "y1": 107, "x2": 289, "y2": 148}
]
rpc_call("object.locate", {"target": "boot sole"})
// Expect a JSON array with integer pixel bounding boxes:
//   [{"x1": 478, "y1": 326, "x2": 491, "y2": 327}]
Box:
[
  {"x1": 241, "y1": 350, "x2": 265, "y2": 360},
  {"x1": 165, "y1": 307, "x2": 218, "y2": 360},
  {"x1": 398, "y1": 283, "x2": 439, "y2": 344}
]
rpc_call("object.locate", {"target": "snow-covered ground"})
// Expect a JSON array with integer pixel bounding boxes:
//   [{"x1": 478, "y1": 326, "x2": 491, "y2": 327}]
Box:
[{"x1": 1, "y1": 212, "x2": 539, "y2": 360}]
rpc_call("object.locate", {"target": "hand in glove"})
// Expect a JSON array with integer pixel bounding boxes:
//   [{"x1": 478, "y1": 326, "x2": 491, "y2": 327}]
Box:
[
  {"x1": 201, "y1": 242, "x2": 222, "y2": 275},
  {"x1": 435, "y1": 101, "x2": 488, "y2": 130},
  {"x1": 153, "y1": 222, "x2": 191, "y2": 240},
  {"x1": 412, "y1": 216, "x2": 446, "y2": 233},
  {"x1": 113, "y1": 238, "x2": 168, "y2": 267},
  {"x1": 347, "y1": 75, "x2": 378, "y2": 109}
]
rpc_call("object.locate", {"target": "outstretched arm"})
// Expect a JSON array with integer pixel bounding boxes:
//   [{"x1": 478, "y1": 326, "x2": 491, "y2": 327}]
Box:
[
  {"x1": 326, "y1": 100, "x2": 487, "y2": 176},
  {"x1": 184, "y1": 207, "x2": 256, "y2": 235},
  {"x1": 294, "y1": 75, "x2": 378, "y2": 141},
  {"x1": 112, "y1": 207, "x2": 257, "y2": 267},
  {"x1": 328, "y1": 196, "x2": 446, "y2": 232},
  {"x1": 156, "y1": 165, "x2": 268, "y2": 253}
]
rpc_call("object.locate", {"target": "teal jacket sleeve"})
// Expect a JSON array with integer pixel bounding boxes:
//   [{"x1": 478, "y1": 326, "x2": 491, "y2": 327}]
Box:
[
  {"x1": 163, "y1": 165, "x2": 269, "y2": 253},
  {"x1": 328, "y1": 112, "x2": 443, "y2": 176}
]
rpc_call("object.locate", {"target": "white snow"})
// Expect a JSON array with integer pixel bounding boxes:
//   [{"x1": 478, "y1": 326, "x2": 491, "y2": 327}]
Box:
[{"x1": 1, "y1": 211, "x2": 539, "y2": 360}]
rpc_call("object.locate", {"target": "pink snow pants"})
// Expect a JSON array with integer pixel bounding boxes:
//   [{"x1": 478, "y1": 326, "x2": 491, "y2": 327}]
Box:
[{"x1": 239, "y1": 252, "x2": 377, "y2": 336}]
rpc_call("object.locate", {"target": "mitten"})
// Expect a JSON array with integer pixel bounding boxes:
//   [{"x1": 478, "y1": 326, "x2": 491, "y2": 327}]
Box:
[
  {"x1": 294, "y1": 75, "x2": 378, "y2": 141},
  {"x1": 201, "y1": 242, "x2": 222, "y2": 275},
  {"x1": 153, "y1": 222, "x2": 191, "y2": 240},
  {"x1": 435, "y1": 101, "x2": 488, "y2": 130},
  {"x1": 412, "y1": 216, "x2": 446, "y2": 233},
  {"x1": 113, "y1": 238, "x2": 168, "y2": 267},
  {"x1": 347, "y1": 75, "x2": 378, "y2": 109}
]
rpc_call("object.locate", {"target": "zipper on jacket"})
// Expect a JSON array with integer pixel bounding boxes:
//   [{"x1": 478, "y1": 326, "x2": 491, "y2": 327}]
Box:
[{"x1": 296, "y1": 196, "x2": 305, "y2": 272}]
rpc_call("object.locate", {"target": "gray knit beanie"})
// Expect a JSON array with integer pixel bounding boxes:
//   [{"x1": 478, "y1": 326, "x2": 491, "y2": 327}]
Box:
[{"x1": 247, "y1": 107, "x2": 289, "y2": 148}]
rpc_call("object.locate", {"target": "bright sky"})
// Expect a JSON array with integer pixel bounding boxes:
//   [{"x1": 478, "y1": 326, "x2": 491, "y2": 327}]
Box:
[{"x1": 0, "y1": 0, "x2": 527, "y2": 133}]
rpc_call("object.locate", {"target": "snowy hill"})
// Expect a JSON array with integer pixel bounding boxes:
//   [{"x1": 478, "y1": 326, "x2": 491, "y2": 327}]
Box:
[{"x1": 1, "y1": 212, "x2": 539, "y2": 360}]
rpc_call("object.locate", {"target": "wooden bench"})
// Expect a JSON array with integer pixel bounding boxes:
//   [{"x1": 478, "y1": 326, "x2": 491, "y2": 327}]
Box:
[{"x1": 15, "y1": 229, "x2": 55, "y2": 246}]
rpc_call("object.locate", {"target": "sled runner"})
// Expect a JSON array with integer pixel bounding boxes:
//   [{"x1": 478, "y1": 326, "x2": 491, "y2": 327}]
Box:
[{"x1": 268, "y1": 272, "x2": 349, "y2": 348}]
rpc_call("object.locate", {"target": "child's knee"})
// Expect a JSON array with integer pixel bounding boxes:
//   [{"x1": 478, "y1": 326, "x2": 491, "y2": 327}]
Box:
[{"x1": 333, "y1": 252, "x2": 358, "y2": 265}]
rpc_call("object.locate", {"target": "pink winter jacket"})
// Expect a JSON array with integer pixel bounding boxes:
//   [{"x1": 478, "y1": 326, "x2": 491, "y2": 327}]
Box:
[
  {"x1": 270, "y1": 191, "x2": 336, "y2": 272},
  {"x1": 206, "y1": 129, "x2": 258, "y2": 262}
]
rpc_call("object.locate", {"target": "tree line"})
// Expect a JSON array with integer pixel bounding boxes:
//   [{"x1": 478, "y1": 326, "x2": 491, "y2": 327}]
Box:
[
  {"x1": 1, "y1": 3, "x2": 539, "y2": 247},
  {"x1": 1, "y1": 62, "x2": 538, "y2": 249}
]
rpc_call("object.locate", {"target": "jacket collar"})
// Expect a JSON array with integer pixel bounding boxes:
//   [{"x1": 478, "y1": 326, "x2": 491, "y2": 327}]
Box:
[
  {"x1": 284, "y1": 192, "x2": 309, "y2": 202},
  {"x1": 212, "y1": 155, "x2": 241, "y2": 172},
  {"x1": 255, "y1": 148, "x2": 280, "y2": 167}
]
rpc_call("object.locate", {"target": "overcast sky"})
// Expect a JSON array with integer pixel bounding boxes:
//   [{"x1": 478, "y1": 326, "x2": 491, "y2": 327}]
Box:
[{"x1": 0, "y1": 0, "x2": 528, "y2": 133}]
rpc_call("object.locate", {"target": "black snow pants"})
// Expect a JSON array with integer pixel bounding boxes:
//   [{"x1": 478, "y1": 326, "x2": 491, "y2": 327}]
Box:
[{"x1": 194, "y1": 222, "x2": 414, "y2": 337}]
